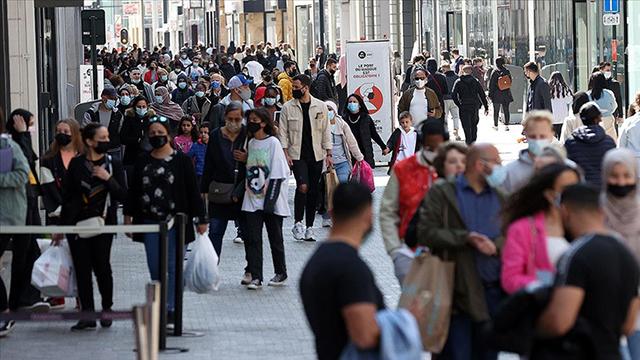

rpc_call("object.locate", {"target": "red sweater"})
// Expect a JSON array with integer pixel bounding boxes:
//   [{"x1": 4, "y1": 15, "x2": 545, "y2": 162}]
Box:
[{"x1": 393, "y1": 155, "x2": 437, "y2": 239}]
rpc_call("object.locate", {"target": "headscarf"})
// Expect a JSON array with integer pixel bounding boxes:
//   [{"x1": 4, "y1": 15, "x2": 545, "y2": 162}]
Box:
[
  {"x1": 151, "y1": 86, "x2": 184, "y2": 122},
  {"x1": 601, "y1": 148, "x2": 640, "y2": 260}
]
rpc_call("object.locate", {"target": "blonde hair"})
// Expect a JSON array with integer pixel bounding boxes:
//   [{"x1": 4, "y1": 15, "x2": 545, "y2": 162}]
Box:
[{"x1": 523, "y1": 110, "x2": 553, "y2": 130}]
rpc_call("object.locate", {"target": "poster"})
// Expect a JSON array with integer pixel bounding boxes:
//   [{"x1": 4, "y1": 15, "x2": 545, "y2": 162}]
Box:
[
  {"x1": 345, "y1": 40, "x2": 394, "y2": 163},
  {"x1": 79, "y1": 64, "x2": 104, "y2": 103}
]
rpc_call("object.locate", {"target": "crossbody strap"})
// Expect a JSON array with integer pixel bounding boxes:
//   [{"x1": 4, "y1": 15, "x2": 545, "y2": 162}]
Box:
[{"x1": 102, "y1": 155, "x2": 112, "y2": 218}]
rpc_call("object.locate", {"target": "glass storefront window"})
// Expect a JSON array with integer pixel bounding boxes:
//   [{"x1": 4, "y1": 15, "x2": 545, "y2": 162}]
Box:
[
  {"x1": 534, "y1": 0, "x2": 573, "y2": 86},
  {"x1": 628, "y1": 0, "x2": 640, "y2": 107},
  {"x1": 466, "y1": 0, "x2": 493, "y2": 61},
  {"x1": 497, "y1": 0, "x2": 528, "y2": 67}
]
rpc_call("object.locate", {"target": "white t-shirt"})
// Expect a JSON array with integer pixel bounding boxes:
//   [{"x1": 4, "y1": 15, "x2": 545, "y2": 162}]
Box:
[
  {"x1": 551, "y1": 95, "x2": 573, "y2": 124},
  {"x1": 397, "y1": 128, "x2": 417, "y2": 162},
  {"x1": 409, "y1": 89, "x2": 430, "y2": 124},
  {"x1": 241, "y1": 136, "x2": 290, "y2": 217},
  {"x1": 546, "y1": 236, "x2": 569, "y2": 266}
]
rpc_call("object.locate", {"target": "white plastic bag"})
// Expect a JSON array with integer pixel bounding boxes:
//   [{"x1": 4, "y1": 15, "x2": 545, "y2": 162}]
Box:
[
  {"x1": 184, "y1": 232, "x2": 220, "y2": 293},
  {"x1": 31, "y1": 240, "x2": 77, "y2": 297}
]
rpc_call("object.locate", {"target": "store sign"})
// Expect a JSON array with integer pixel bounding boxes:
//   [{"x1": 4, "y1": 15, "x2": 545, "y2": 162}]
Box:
[
  {"x1": 345, "y1": 40, "x2": 394, "y2": 163},
  {"x1": 123, "y1": 4, "x2": 139, "y2": 15},
  {"x1": 603, "y1": 13, "x2": 620, "y2": 26},
  {"x1": 80, "y1": 65, "x2": 104, "y2": 103},
  {"x1": 604, "y1": 0, "x2": 619, "y2": 13}
]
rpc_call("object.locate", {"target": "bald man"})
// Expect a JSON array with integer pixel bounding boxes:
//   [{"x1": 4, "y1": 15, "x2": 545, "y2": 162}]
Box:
[{"x1": 416, "y1": 143, "x2": 507, "y2": 359}]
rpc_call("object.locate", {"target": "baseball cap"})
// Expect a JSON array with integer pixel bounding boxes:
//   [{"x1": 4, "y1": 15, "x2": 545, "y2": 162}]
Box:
[
  {"x1": 101, "y1": 86, "x2": 118, "y2": 98},
  {"x1": 228, "y1": 74, "x2": 252, "y2": 89}
]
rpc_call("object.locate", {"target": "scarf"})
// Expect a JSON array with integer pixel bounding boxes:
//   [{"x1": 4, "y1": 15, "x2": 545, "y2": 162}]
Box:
[{"x1": 151, "y1": 86, "x2": 184, "y2": 122}]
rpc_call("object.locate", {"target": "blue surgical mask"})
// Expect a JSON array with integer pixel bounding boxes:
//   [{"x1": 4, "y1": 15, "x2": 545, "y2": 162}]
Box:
[
  {"x1": 136, "y1": 107, "x2": 148, "y2": 117},
  {"x1": 195, "y1": 91, "x2": 205, "y2": 98},
  {"x1": 120, "y1": 95, "x2": 131, "y2": 106},
  {"x1": 485, "y1": 164, "x2": 507, "y2": 188},
  {"x1": 347, "y1": 102, "x2": 360, "y2": 113},
  {"x1": 155, "y1": 95, "x2": 164, "y2": 103},
  {"x1": 527, "y1": 138, "x2": 552, "y2": 156},
  {"x1": 263, "y1": 97, "x2": 277, "y2": 106},
  {"x1": 178, "y1": 82, "x2": 187, "y2": 89},
  {"x1": 328, "y1": 110, "x2": 335, "y2": 121},
  {"x1": 105, "y1": 99, "x2": 116, "y2": 110},
  {"x1": 211, "y1": 80, "x2": 221, "y2": 89},
  {"x1": 161, "y1": 75, "x2": 168, "y2": 82}
]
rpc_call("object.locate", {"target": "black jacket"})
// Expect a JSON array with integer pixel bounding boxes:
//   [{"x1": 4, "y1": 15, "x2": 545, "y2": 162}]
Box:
[
  {"x1": 443, "y1": 71, "x2": 459, "y2": 101},
  {"x1": 120, "y1": 108, "x2": 155, "y2": 166},
  {"x1": 451, "y1": 75, "x2": 489, "y2": 109},
  {"x1": 40, "y1": 153, "x2": 68, "y2": 219},
  {"x1": 311, "y1": 69, "x2": 338, "y2": 103},
  {"x1": 219, "y1": 63, "x2": 236, "y2": 82},
  {"x1": 526, "y1": 76, "x2": 552, "y2": 112},
  {"x1": 125, "y1": 151, "x2": 207, "y2": 244},
  {"x1": 85, "y1": 107, "x2": 123, "y2": 150},
  {"x1": 342, "y1": 113, "x2": 387, "y2": 168},
  {"x1": 605, "y1": 78, "x2": 623, "y2": 118},
  {"x1": 386, "y1": 128, "x2": 420, "y2": 171},
  {"x1": 488, "y1": 66, "x2": 514, "y2": 104},
  {"x1": 565, "y1": 125, "x2": 616, "y2": 187}
]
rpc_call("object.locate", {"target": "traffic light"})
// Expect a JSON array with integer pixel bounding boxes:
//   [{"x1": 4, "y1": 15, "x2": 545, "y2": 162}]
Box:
[{"x1": 120, "y1": 28, "x2": 129, "y2": 45}]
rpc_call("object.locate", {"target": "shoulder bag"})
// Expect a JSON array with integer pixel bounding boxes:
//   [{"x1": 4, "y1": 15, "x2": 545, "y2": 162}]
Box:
[
  {"x1": 76, "y1": 155, "x2": 112, "y2": 238},
  {"x1": 208, "y1": 134, "x2": 247, "y2": 204}
]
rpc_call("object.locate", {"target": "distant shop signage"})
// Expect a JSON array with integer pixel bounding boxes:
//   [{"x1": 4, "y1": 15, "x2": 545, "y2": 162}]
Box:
[
  {"x1": 604, "y1": 0, "x2": 620, "y2": 13},
  {"x1": 123, "y1": 4, "x2": 139, "y2": 15},
  {"x1": 80, "y1": 65, "x2": 104, "y2": 103},
  {"x1": 603, "y1": 13, "x2": 620, "y2": 26},
  {"x1": 345, "y1": 40, "x2": 394, "y2": 163}
]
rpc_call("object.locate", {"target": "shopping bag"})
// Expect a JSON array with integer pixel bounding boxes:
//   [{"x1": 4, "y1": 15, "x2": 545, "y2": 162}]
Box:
[
  {"x1": 31, "y1": 240, "x2": 77, "y2": 297},
  {"x1": 324, "y1": 168, "x2": 340, "y2": 212},
  {"x1": 184, "y1": 232, "x2": 220, "y2": 293},
  {"x1": 351, "y1": 161, "x2": 375, "y2": 193},
  {"x1": 398, "y1": 251, "x2": 455, "y2": 353}
]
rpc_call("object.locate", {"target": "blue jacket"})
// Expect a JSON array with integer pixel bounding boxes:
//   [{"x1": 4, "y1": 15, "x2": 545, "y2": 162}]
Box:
[
  {"x1": 565, "y1": 125, "x2": 616, "y2": 187},
  {"x1": 340, "y1": 309, "x2": 422, "y2": 360},
  {"x1": 187, "y1": 141, "x2": 207, "y2": 176}
]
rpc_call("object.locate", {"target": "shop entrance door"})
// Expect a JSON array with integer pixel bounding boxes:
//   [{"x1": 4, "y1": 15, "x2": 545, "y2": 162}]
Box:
[{"x1": 445, "y1": 11, "x2": 463, "y2": 53}]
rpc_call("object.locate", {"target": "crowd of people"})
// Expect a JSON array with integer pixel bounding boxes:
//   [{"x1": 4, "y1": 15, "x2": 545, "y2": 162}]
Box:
[{"x1": 0, "y1": 38, "x2": 639, "y2": 360}]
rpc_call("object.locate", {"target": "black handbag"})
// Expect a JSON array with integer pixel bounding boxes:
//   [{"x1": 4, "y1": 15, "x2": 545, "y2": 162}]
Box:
[{"x1": 208, "y1": 136, "x2": 247, "y2": 204}]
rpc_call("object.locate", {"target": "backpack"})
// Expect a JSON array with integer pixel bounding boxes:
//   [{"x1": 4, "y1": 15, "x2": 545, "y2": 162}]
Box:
[
  {"x1": 498, "y1": 73, "x2": 512, "y2": 91},
  {"x1": 0, "y1": 135, "x2": 13, "y2": 174}
]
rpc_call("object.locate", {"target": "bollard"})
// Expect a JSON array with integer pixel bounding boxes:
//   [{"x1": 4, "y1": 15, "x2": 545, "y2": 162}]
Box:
[
  {"x1": 173, "y1": 213, "x2": 187, "y2": 336},
  {"x1": 146, "y1": 282, "x2": 160, "y2": 360},
  {"x1": 158, "y1": 221, "x2": 169, "y2": 351},
  {"x1": 133, "y1": 305, "x2": 149, "y2": 360}
]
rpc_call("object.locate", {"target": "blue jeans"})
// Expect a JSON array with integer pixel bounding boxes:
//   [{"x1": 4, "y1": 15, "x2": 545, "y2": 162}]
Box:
[
  {"x1": 143, "y1": 225, "x2": 177, "y2": 312},
  {"x1": 622, "y1": 330, "x2": 640, "y2": 360},
  {"x1": 322, "y1": 161, "x2": 351, "y2": 220}
]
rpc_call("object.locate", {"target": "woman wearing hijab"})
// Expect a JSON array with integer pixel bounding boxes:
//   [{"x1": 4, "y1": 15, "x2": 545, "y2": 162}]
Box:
[
  {"x1": 601, "y1": 148, "x2": 640, "y2": 359},
  {"x1": 151, "y1": 86, "x2": 184, "y2": 133}
]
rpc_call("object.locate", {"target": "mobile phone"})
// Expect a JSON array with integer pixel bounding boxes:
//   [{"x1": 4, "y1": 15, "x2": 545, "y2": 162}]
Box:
[{"x1": 274, "y1": 111, "x2": 281, "y2": 124}]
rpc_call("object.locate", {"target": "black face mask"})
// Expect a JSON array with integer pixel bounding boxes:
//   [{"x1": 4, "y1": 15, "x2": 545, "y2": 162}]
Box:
[
  {"x1": 149, "y1": 135, "x2": 169, "y2": 149},
  {"x1": 292, "y1": 89, "x2": 304, "y2": 99},
  {"x1": 288, "y1": 70, "x2": 298, "y2": 77},
  {"x1": 55, "y1": 133, "x2": 72, "y2": 146},
  {"x1": 247, "y1": 122, "x2": 262, "y2": 134},
  {"x1": 607, "y1": 184, "x2": 637, "y2": 198},
  {"x1": 94, "y1": 141, "x2": 110, "y2": 154}
]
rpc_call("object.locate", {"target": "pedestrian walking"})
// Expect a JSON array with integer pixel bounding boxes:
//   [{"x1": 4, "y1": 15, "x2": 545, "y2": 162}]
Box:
[
  {"x1": 311, "y1": 58, "x2": 338, "y2": 103},
  {"x1": 619, "y1": 93, "x2": 640, "y2": 169},
  {"x1": 386, "y1": 111, "x2": 419, "y2": 172},
  {"x1": 279, "y1": 74, "x2": 332, "y2": 242},
  {"x1": 304, "y1": 58, "x2": 319, "y2": 81},
  {"x1": 128, "y1": 67, "x2": 155, "y2": 101},
  {"x1": 151, "y1": 86, "x2": 185, "y2": 132},
  {"x1": 559, "y1": 91, "x2": 590, "y2": 143},
  {"x1": 416, "y1": 143, "x2": 506, "y2": 359},
  {"x1": 171, "y1": 74, "x2": 194, "y2": 106},
  {"x1": 343, "y1": 93, "x2": 390, "y2": 168},
  {"x1": 208, "y1": 74, "x2": 255, "y2": 128},
  {"x1": 117, "y1": 85, "x2": 133, "y2": 116},
  {"x1": 426, "y1": 58, "x2": 448, "y2": 122},
  {"x1": 259, "y1": 86, "x2": 283, "y2": 125},
  {"x1": 278, "y1": 61, "x2": 297, "y2": 102},
  {"x1": 120, "y1": 96, "x2": 155, "y2": 179},
  {"x1": 242, "y1": 108, "x2": 290, "y2": 290},
  {"x1": 599, "y1": 61, "x2": 624, "y2": 124},
  {"x1": 82, "y1": 87, "x2": 124, "y2": 162},
  {"x1": 588, "y1": 71, "x2": 619, "y2": 141},
  {"x1": 58, "y1": 123, "x2": 127, "y2": 331},
  {"x1": 500, "y1": 164, "x2": 580, "y2": 294},
  {"x1": 397, "y1": 67, "x2": 442, "y2": 126},
  {"x1": 549, "y1": 71, "x2": 573, "y2": 139},
  {"x1": 442, "y1": 63, "x2": 462, "y2": 140},
  {"x1": 187, "y1": 122, "x2": 209, "y2": 188},
  {"x1": 488, "y1": 57, "x2": 513, "y2": 132},
  {"x1": 524, "y1": 62, "x2": 552, "y2": 112},
  {"x1": 173, "y1": 116, "x2": 198, "y2": 153},
  {"x1": 451, "y1": 65, "x2": 489, "y2": 144},
  {"x1": 124, "y1": 116, "x2": 207, "y2": 323},
  {"x1": 152, "y1": 68, "x2": 175, "y2": 93},
  {"x1": 181, "y1": 82, "x2": 212, "y2": 123}
]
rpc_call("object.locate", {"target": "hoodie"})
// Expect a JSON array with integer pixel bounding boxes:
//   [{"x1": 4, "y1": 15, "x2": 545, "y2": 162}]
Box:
[
  {"x1": 565, "y1": 125, "x2": 616, "y2": 186},
  {"x1": 171, "y1": 74, "x2": 194, "y2": 106},
  {"x1": 277, "y1": 71, "x2": 293, "y2": 102},
  {"x1": 502, "y1": 149, "x2": 535, "y2": 194},
  {"x1": 451, "y1": 75, "x2": 488, "y2": 110}
]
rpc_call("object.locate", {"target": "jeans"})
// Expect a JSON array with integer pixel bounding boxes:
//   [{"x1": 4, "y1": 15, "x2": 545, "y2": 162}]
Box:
[
  {"x1": 143, "y1": 224, "x2": 177, "y2": 311},
  {"x1": 622, "y1": 330, "x2": 640, "y2": 360},
  {"x1": 292, "y1": 158, "x2": 324, "y2": 227},
  {"x1": 492, "y1": 102, "x2": 510, "y2": 127},
  {"x1": 444, "y1": 99, "x2": 460, "y2": 130},
  {"x1": 209, "y1": 216, "x2": 248, "y2": 267},
  {"x1": 68, "y1": 234, "x2": 114, "y2": 312},
  {"x1": 0, "y1": 234, "x2": 42, "y2": 311},
  {"x1": 322, "y1": 161, "x2": 351, "y2": 220},
  {"x1": 243, "y1": 211, "x2": 286, "y2": 282},
  {"x1": 459, "y1": 106, "x2": 480, "y2": 145},
  {"x1": 437, "y1": 284, "x2": 503, "y2": 360}
]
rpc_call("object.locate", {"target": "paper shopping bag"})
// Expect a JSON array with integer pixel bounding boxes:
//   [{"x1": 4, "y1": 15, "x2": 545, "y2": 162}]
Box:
[{"x1": 324, "y1": 168, "x2": 340, "y2": 212}]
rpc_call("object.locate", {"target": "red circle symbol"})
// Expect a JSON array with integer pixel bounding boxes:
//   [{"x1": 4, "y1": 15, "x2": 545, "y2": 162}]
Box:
[{"x1": 355, "y1": 84, "x2": 383, "y2": 115}]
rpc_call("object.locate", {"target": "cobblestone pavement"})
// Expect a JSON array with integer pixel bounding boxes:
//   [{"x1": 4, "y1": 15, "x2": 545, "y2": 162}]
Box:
[{"x1": 0, "y1": 113, "x2": 524, "y2": 360}]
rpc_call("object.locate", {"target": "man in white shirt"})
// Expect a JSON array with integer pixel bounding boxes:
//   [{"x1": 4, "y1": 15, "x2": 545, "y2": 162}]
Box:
[
  {"x1": 619, "y1": 112, "x2": 640, "y2": 172},
  {"x1": 397, "y1": 67, "x2": 442, "y2": 128}
]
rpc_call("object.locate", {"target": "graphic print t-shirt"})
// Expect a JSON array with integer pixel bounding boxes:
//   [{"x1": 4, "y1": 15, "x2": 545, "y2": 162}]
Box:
[{"x1": 241, "y1": 136, "x2": 290, "y2": 216}]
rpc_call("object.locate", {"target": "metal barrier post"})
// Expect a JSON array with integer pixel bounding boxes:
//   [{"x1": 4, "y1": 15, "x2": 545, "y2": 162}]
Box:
[
  {"x1": 173, "y1": 213, "x2": 187, "y2": 336},
  {"x1": 158, "y1": 221, "x2": 168, "y2": 351},
  {"x1": 133, "y1": 305, "x2": 149, "y2": 360},
  {"x1": 146, "y1": 282, "x2": 160, "y2": 360}
]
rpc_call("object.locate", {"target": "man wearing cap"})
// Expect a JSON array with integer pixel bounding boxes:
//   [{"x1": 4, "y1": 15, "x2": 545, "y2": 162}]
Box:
[
  {"x1": 451, "y1": 64, "x2": 489, "y2": 144},
  {"x1": 82, "y1": 87, "x2": 124, "y2": 162},
  {"x1": 207, "y1": 74, "x2": 254, "y2": 128},
  {"x1": 565, "y1": 102, "x2": 616, "y2": 186}
]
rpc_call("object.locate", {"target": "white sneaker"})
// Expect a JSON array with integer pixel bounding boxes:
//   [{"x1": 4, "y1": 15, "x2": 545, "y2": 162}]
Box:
[
  {"x1": 233, "y1": 236, "x2": 244, "y2": 244},
  {"x1": 322, "y1": 218, "x2": 332, "y2": 228},
  {"x1": 292, "y1": 222, "x2": 305, "y2": 240},
  {"x1": 304, "y1": 227, "x2": 316, "y2": 242}
]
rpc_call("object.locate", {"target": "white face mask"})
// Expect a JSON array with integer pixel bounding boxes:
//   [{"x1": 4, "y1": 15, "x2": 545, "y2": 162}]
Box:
[
  {"x1": 422, "y1": 149, "x2": 437, "y2": 163},
  {"x1": 604, "y1": 71, "x2": 612, "y2": 80},
  {"x1": 415, "y1": 79, "x2": 426, "y2": 89}
]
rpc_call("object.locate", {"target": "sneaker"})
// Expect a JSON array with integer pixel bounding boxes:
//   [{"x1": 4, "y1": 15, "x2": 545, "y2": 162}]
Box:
[
  {"x1": 46, "y1": 297, "x2": 65, "y2": 311},
  {"x1": 322, "y1": 218, "x2": 332, "y2": 228},
  {"x1": 268, "y1": 274, "x2": 288, "y2": 287},
  {"x1": 247, "y1": 279, "x2": 262, "y2": 290},
  {"x1": 20, "y1": 301, "x2": 50, "y2": 313},
  {"x1": 233, "y1": 236, "x2": 244, "y2": 244},
  {"x1": 453, "y1": 130, "x2": 462, "y2": 141},
  {"x1": 292, "y1": 222, "x2": 305, "y2": 240},
  {"x1": 0, "y1": 320, "x2": 15, "y2": 338},
  {"x1": 240, "y1": 272, "x2": 252, "y2": 285},
  {"x1": 100, "y1": 309, "x2": 113, "y2": 328},
  {"x1": 304, "y1": 228, "x2": 316, "y2": 242},
  {"x1": 492, "y1": 125, "x2": 498, "y2": 131},
  {"x1": 70, "y1": 320, "x2": 96, "y2": 331},
  {"x1": 504, "y1": 125, "x2": 510, "y2": 131}
]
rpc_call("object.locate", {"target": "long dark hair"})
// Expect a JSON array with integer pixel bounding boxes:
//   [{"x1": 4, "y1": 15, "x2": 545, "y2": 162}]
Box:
[
  {"x1": 7, "y1": 108, "x2": 34, "y2": 139},
  {"x1": 43, "y1": 119, "x2": 84, "y2": 160},
  {"x1": 572, "y1": 91, "x2": 590, "y2": 114},
  {"x1": 246, "y1": 108, "x2": 277, "y2": 136},
  {"x1": 342, "y1": 93, "x2": 369, "y2": 119},
  {"x1": 179, "y1": 116, "x2": 199, "y2": 142},
  {"x1": 501, "y1": 163, "x2": 580, "y2": 232},
  {"x1": 549, "y1": 71, "x2": 572, "y2": 99},
  {"x1": 589, "y1": 72, "x2": 607, "y2": 100}
]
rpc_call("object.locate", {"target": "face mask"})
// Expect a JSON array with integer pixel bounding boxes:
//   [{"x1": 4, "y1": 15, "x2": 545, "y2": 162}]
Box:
[
  {"x1": 607, "y1": 184, "x2": 636, "y2": 198},
  {"x1": 528, "y1": 138, "x2": 552, "y2": 156},
  {"x1": 175, "y1": 69, "x2": 182, "y2": 74},
  {"x1": 263, "y1": 97, "x2": 277, "y2": 106},
  {"x1": 120, "y1": 95, "x2": 131, "y2": 106},
  {"x1": 105, "y1": 99, "x2": 117, "y2": 110},
  {"x1": 226, "y1": 121, "x2": 242, "y2": 133},
  {"x1": 604, "y1": 71, "x2": 612, "y2": 80},
  {"x1": 263, "y1": 76, "x2": 272, "y2": 83},
  {"x1": 149, "y1": 135, "x2": 168, "y2": 149},
  {"x1": 239, "y1": 88, "x2": 252, "y2": 101},
  {"x1": 329, "y1": 69, "x2": 336, "y2": 75},
  {"x1": 155, "y1": 95, "x2": 165, "y2": 103},
  {"x1": 131, "y1": 78, "x2": 141, "y2": 84},
  {"x1": 415, "y1": 79, "x2": 426, "y2": 88},
  {"x1": 211, "y1": 80, "x2": 221, "y2": 89},
  {"x1": 161, "y1": 75, "x2": 168, "y2": 82},
  {"x1": 94, "y1": 141, "x2": 110, "y2": 154},
  {"x1": 347, "y1": 102, "x2": 360, "y2": 113},
  {"x1": 328, "y1": 111, "x2": 335, "y2": 121},
  {"x1": 178, "y1": 82, "x2": 187, "y2": 89},
  {"x1": 247, "y1": 122, "x2": 262, "y2": 134},
  {"x1": 292, "y1": 89, "x2": 304, "y2": 99},
  {"x1": 136, "y1": 107, "x2": 148, "y2": 117},
  {"x1": 55, "y1": 133, "x2": 72, "y2": 146},
  {"x1": 288, "y1": 70, "x2": 297, "y2": 77},
  {"x1": 181, "y1": 54, "x2": 188, "y2": 59},
  {"x1": 195, "y1": 91, "x2": 205, "y2": 98},
  {"x1": 485, "y1": 164, "x2": 507, "y2": 188},
  {"x1": 422, "y1": 149, "x2": 437, "y2": 163},
  {"x1": 193, "y1": 63, "x2": 199, "y2": 67}
]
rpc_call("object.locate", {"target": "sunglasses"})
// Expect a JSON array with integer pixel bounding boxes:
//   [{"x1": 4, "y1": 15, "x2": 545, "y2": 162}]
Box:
[{"x1": 149, "y1": 115, "x2": 169, "y2": 123}]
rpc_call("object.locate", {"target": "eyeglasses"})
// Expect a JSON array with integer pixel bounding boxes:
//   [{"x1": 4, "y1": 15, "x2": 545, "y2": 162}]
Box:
[{"x1": 149, "y1": 115, "x2": 169, "y2": 123}]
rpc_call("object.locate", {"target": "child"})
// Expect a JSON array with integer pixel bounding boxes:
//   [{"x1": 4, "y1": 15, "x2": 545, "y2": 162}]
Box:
[
  {"x1": 187, "y1": 122, "x2": 209, "y2": 188},
  {"x1": 174, "y1": 115, "x2": 198, "y2": 153},
  {"x1": 386, "y1": 111, "x2": 419, "y2": 172}
]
